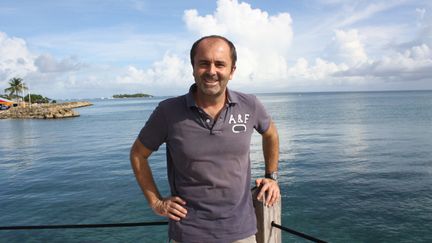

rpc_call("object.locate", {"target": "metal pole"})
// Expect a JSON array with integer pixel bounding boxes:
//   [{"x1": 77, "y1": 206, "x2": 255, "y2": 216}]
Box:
[
  {"x1": 20, "y1": 82, "x2": 23, "y2": 106},
  {"x1": 28, "y1": 83, "x2": 31, "y2": 107}
]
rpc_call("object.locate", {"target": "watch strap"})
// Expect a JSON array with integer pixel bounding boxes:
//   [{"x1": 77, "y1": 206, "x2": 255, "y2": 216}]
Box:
[{"x1": 265, "y1": 171, "x2": 278, "y2": 181}]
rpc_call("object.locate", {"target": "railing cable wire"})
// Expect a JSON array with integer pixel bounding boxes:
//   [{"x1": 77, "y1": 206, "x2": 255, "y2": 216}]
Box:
[
  {"x1": 1, "y1": 220, "x2": 328, "y2": 243},
  {"x1": 271, "y1": 221, "x2": 328, "y2": 243},
  {"x1": 0, "y1": 221, "x2": 168, "y2": 230}
]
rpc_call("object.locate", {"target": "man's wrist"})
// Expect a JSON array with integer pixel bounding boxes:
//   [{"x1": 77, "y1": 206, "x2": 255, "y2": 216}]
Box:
[
  {"x1": 265, "y1": 171, "x2": 278, "y2": 181},
  {"x1": 149, "y1": 197, "x2": 163, "y2": 210}
]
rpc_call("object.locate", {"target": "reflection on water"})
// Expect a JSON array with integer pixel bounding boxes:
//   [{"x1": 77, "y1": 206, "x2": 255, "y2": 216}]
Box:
[{"x1": 1, "y1": 120, "x2": 38, "y2": 171}]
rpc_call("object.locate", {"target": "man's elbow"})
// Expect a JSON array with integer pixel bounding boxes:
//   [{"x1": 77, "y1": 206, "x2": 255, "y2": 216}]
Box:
[
  {"x1": 263, "y1": 121, "x2": 279, "y2": 140},
  {"x1": 130, "y1": 140, "x2": 143, "y2": 164},
  {"x1": 130, "y1": 139, "x2": 152, "y2": 163},
  {"x1": 130, "y1": 140, "x2": 138, "y2": 157}
]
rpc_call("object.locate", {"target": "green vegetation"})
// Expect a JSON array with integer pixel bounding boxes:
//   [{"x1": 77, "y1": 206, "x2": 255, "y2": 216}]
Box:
[
  {"x1": 24, "y1": 94, "x2": 51, "y2": 104},
  {"x1": 4, "y1": 77, "x2": 27, "y2": 100},
  {"x1": 113, "y1": 93, "x2": 153, "y2": 98},
  {"x1": 3, "y1": 77, "x2": 55, "y2": 104}
]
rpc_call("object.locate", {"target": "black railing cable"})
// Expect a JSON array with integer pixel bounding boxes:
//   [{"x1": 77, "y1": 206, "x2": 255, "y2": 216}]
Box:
[
  {"x1": 1, "y1": 220, "x2": 328, "y2": 243},
  {"x1": 0, "y1": 221, "x2": 168, "y2": 230},
  {"x1": 271, "y1": 221, "x2": 328, "y2": 243}
]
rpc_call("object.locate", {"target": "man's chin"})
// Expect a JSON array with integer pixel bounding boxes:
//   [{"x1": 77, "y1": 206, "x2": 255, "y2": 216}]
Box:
[{"x1": 201, "y1": 88, "x2": 223, "y2": 97}]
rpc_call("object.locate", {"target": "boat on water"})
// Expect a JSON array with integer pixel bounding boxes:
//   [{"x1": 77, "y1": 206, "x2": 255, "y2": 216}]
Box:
[{"x1": 0, "y1": 97, "x2": 17, "y2": 110}]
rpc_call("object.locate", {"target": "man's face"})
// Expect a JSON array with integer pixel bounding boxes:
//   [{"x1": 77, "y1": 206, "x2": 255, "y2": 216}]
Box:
[{"x1": 192, "y1": 38, "x2": 236, "y2": 98}]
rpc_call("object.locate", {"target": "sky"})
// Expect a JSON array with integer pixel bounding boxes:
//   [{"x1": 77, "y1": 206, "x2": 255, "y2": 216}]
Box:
[{"x1": 0, "y1": 0, "x2": 431, "y2": 99}]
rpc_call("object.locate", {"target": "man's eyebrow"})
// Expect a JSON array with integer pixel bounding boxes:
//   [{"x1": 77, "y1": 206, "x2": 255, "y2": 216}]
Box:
[{"x1": 196, "y1": 59, "x2": 228, "y2": 65}]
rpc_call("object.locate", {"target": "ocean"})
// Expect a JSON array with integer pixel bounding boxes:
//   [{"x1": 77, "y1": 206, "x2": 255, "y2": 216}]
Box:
[{"x1": 1, "y1": 91, "x2": 431, "y2": 242}]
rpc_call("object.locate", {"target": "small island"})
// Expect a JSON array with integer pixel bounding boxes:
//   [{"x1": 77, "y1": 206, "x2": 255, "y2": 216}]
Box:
[{"x1": 113, "y1": 93, "x2": 153, "y2": 98}]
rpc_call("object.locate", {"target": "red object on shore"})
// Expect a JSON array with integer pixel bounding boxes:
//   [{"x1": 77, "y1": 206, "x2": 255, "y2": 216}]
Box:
[{"x1": 0, "y1": 97, "x2": 16, "y2": 107}]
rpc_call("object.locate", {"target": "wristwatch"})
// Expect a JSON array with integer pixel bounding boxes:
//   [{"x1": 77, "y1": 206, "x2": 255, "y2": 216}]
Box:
[{"x1": 265, "y1": 171, "x2": 278, "y2": 182}]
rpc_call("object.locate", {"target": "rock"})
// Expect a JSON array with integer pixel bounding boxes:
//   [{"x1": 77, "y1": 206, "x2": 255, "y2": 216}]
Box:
[{"x1": 0, "y1": 101, "x2": 92, "y2": 119}]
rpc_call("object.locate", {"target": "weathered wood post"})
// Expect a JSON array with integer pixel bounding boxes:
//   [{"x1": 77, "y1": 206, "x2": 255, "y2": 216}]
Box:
[{"x1": 252, "y1": 187, "x2": 282, "y2": 243}]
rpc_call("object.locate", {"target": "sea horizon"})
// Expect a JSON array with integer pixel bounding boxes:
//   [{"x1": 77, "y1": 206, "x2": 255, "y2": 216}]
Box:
[{"x1": 48, "y1": 88, "x2": 432, "y2": 102}]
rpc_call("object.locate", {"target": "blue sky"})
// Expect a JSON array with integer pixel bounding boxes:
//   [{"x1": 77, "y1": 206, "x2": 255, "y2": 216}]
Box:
[{"x1": 1, "y1": 0, "x2": 431, "y2": 99}]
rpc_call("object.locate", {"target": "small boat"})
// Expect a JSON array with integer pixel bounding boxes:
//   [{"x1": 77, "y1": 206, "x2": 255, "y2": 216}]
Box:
[{"x1": 0, "y1": 97, "x2": 17, "y2": 108}]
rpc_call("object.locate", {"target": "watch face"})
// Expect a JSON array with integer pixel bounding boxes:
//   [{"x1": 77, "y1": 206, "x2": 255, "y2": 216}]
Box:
[{"x1": 266, "y1": 172, "x2": 278, "y2": 181}]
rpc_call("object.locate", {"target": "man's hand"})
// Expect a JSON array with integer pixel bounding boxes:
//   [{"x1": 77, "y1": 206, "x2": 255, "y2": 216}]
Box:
[
  {"x1": 151, "y1": 196, "x2": 188, "y2": 221},
  {"x1": 255, "y1": 178, "x2": 280, "y2": 207}
]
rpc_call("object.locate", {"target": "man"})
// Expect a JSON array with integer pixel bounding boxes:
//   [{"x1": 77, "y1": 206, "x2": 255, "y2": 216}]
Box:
[{"x1": 130, "y1": 35, "x2": 280, "y2": 243}]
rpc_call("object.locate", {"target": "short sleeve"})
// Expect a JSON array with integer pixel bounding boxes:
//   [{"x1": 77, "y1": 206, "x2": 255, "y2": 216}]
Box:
[
  {"x1": 253, "y1": 96, "x2": 271, "y2": 134},
  {"x1": 138, "y1": 103, "x2": 168, "y2": 151}
]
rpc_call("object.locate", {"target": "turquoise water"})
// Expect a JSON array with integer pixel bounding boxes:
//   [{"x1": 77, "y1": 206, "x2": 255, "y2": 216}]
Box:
[{"x1": 1, "y1": 91, "x2": 431, "y2": 242}]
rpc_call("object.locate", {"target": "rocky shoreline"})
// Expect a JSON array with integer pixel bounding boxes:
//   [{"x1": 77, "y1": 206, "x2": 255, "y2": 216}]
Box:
[{"x1": 0, "y1": 101, "x2": 92, "y2": 119}]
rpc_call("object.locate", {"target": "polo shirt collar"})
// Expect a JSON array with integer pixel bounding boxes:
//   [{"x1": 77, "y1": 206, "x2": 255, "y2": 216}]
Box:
[{"x1": 186, "y1": 84, "x2": 238, "y2": 108}]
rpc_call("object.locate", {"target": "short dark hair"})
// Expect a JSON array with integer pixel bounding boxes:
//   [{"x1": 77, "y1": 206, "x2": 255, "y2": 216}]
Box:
[{"x1": 190, "y1": 35, "x2": 237, "y2": 69}]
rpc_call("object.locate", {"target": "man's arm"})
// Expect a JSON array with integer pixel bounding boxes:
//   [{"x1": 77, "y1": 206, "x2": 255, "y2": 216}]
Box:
[
  {"x1": 256, "y1": 121, "x2": 280, "y2": 206},
  {"x1": 130, "y1": 139, "x2": 187, "y2": 221}
]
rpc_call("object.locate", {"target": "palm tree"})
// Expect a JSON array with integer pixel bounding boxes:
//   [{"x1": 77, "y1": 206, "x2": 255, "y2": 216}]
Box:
[{"x1": 4, "y1": 77, "x2": 28, "y2": 102}]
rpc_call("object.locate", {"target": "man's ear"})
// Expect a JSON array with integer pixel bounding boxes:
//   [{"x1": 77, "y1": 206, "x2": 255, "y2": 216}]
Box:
[
  {"x1": 192, "y1": 63, "x2": 197, "y2": 76},
  {"x1": 229, "y1": 65, "x2": 236, "y2": 79}
]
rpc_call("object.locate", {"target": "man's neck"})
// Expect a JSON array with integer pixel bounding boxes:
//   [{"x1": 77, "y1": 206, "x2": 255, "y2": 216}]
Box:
[{"x1": 194, "y1": 90, "x2": 227, "y2": 119}]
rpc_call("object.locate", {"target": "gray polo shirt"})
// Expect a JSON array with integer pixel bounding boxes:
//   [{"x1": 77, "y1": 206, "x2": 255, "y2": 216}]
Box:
[{"x1": 138, "y1": 84, "x2": 271, "y2": 243}]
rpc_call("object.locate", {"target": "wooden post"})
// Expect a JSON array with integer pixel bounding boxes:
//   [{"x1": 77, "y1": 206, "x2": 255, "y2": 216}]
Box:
[{"x1": 252, "y1": 187, "x2": 281, "y2": 243}]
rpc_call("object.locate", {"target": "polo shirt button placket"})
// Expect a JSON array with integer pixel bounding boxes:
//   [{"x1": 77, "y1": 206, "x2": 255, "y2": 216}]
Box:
[{"x1": 205, "y1": 117, "x2": 213, "y2": 130}]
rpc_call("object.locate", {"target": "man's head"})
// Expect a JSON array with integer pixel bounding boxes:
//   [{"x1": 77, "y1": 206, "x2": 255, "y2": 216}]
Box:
[
  {"x1": 190, "y1": 35, "x2": 237, "y2": 71},
  {"x1": 190, "y1": 35, "x2": 237, "y2": 98}
]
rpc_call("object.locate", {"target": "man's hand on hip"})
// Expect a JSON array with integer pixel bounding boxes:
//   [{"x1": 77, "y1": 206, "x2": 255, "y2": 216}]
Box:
[
  {"x1": 255, "y1": 178, "x2": 280, "y2": 207},
  {"x1": 151, "y1": 196, "x2": 188, "y2": 221}
]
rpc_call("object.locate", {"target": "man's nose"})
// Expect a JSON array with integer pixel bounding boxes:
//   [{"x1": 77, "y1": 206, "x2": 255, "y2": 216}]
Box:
[{"x1": 207, "y1": 63, "x2": 217, "y2": 75}]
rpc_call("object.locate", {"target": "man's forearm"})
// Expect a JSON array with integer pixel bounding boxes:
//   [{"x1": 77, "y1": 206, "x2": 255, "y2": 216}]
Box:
[
  {"x1": 257, "y1": 121, "x2": 280, "y2": 206},
  {"x1": 130, "y1": 144, "x2": 161, "y2": 207},
  {"x1": 262, "y1": 121, "x2": 279, "y2": 173},
  {"x1": 130, "y1": 140, "x2": 188, "y2": 221}
]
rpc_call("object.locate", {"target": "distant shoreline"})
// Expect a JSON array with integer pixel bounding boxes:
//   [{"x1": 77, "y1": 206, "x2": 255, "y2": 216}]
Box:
[
  {"x1": 0, "y1": 101, "x2": 92, "y2": 119},
  {"x1": 112, "y1": 93, "x2": 153, "y2": 98}
]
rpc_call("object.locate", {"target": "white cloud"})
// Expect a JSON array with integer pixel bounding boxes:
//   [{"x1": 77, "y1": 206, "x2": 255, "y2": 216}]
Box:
[
  {"x1": 418, "y1": 18, "x2": 432, "y2": 46},
  {"x1": 0, "y1": 32, "x2": 36, "y2": 82},
  {"x1": 335, "y1": 44, "x2": 432, "y2": 81},
  {"x1": 184, "y1": 0, "x2": 293, "y2": 51},
  {"x1": 357, "y1": 25, "x2": 406, "y2": 53},
  {"x1": 28, "y1": 27, "x2": 188, "y2": 66},
  {"x1": 116, "y1": 53, "x2": 192, "y2": 94},
  {"x1": 410, "y1": 44, "x2": 431, "y2": 60},
  {"x1": 333, "y1": 29, "x2": 368, "y2": 65},
  {"x1": 336, "y1": 1, "x2": 406, "y2": 28},
  {"x1": 285, "y1": 22, "x2": 432, "y2": 88},
  {"x1": 416, "y1": 8, "x2": 426, "y2": 21},
  {"x1": 34, "y1": 54, "x2": 83, "y2": 73},
  {"x1": 288, "y1": 58, "x2": 349, "y2": 81},
  {"x1": 0, "y1": 32, "x2": 86, "y2": 98},
  {"x1": 184, "y1": 0, "x2": 293, "y2": 86}
]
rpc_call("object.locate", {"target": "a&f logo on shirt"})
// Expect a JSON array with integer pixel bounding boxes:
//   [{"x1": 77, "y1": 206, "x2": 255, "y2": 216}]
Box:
[{"x1": 229, "y1": 114, "x2": 250, "y2": 133}]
